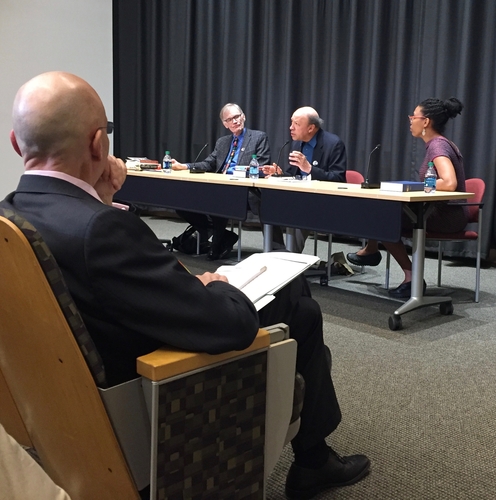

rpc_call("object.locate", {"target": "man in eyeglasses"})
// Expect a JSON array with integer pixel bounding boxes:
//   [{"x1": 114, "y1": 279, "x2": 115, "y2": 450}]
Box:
[
  {"x1": 172, "y1": 103, "x2": 270, "y2": 260},
  {"x1": 3, "y1": 73, "x2": 370, "y2": 499},
  {"x1": 262, "y1": 106, "x2": 347, "y2": 252}
]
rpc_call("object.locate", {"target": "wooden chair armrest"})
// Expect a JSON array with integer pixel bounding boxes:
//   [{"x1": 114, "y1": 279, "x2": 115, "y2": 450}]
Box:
[{"x1": 136, "y1": 328, "x2": 271, "y2": 381}]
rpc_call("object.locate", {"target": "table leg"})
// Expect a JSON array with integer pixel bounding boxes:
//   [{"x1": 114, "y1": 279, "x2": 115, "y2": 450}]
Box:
[
  {"x1": 393, "y1": 226, "x2": 452, "y2": 317},
  {"x1": 286, "y1": 228, "x2": 296, "y2": 252},
  {"x1": 263, "y1": 224, "x2": 273, "y2": 253}
]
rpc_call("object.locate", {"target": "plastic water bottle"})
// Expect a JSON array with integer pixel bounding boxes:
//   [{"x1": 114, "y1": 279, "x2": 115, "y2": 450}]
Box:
[
  {"x1": 424, "y1": 161, "x2": 437, "y2": 193},
  {"x1": 162, "y1": 150, "x2": 172, "y2": 174},
  {"x1": 249, "y1": 155, "x2": 259, "y2": 179}
]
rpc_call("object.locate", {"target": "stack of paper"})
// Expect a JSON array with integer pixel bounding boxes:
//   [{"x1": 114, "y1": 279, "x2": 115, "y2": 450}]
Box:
[{"x1": 216, "y1": 252, "x2": 320, "y2": 310}]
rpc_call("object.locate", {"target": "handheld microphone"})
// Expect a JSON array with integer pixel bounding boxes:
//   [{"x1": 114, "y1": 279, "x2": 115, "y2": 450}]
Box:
[
  {"x1": 193, "y1": 143, "x2": 209, "y2": 163},
  {"x1": 273, "y1": 139, "x2": 291, "y2": 176},
  {"x1": 361, "y1": 143, "x2": 381, "y2": 189}
]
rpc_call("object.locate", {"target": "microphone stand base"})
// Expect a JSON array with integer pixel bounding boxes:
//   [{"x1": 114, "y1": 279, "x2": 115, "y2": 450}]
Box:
[{"x1": 361, "y1": 181, "x2": 381, "y2": 189}]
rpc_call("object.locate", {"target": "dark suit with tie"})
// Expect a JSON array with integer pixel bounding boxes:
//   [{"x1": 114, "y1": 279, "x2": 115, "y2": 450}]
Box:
[
  {"x1": 2, "y1": 173, "x2": 342, "y2": 454},
  {"x1": 177, "y1": 129, "x2": 270, "y2": 254},
  {"x1": 190, "y1": 128, "x2": 270, "y2": 173}
]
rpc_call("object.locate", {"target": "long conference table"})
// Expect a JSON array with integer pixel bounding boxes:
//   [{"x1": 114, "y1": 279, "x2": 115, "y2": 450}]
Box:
[{"x1": 117, "y1": 170, "x2": 473, "y2": 331}]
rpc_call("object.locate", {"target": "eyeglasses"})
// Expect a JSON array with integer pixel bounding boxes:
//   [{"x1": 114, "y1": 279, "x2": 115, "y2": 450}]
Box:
[
  {"x1": 223, "y1": 114, "x2": 243, "y2": 124},
  {"x1": 408, "y1": 115, "x2": 426, "y2": 123},
  {"x1": 98, "y1": 121, "x2": 114, "y2": 134}
]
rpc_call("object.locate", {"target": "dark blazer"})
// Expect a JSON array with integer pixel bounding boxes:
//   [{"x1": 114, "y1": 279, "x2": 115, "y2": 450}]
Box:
[
  {"x1": 190, "y1": 128, "x2": 271, "y2": 172},
  {"x1": 2, "y1": 175, "x2": 259, "y2": 386},
  {"x1": 285, "y1": 128, "x2": 347, "y2": 182}
]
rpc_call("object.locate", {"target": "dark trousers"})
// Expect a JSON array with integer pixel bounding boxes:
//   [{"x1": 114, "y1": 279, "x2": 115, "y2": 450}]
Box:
[
  {"x1": 176, "y1": 210, "x2": 228, "y2": 248},
  {"x1": 258, "y1": 274, "x2": 342, "y2": 453}
]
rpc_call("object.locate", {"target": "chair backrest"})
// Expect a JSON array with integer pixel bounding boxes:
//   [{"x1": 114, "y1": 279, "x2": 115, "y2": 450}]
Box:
[
  {"x1": 0, "y1": 215, "x2": 138, "y2": 499},
  {"x1": 346, "y1": 169, "x2": 365, "y2": 184},
  {"x1": 465, "y1": 178, "x2": 485, "y2": 223},
  {"x1": 0, "y1": 207, "x2": 108, "y2": 388},
  {"x1": 0, "y1": 367, "x2": 32, "y2": 447}
]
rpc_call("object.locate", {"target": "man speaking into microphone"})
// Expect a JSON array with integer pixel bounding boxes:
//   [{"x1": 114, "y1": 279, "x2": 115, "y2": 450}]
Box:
[{"x1": 263, "y1": 106, "x2": 347, "y2": 252}]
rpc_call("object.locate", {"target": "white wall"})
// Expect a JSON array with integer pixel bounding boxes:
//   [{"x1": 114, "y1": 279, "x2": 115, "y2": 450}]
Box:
[{"x1": 0, "y1": 0, "x2": 113, "y2": 197}]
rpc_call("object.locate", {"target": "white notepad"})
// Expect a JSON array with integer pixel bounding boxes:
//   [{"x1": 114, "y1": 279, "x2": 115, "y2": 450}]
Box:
[{"x1": 216, "y1": 252, "x2": 320, "y2": 310}]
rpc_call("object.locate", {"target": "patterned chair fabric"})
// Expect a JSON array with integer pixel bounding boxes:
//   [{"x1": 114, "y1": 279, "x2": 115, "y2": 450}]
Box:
[{"x1": 0, "y1": 207, "x2": 108, "y2": 388}]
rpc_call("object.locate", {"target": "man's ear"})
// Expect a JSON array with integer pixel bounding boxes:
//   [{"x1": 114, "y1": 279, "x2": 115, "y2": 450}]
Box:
[
  {"x1": 10, "y1": 130, "x2": 22, "y2": 156},
  {"x1": 90, "y1": 128, "x2": 104, "y2": 161}
]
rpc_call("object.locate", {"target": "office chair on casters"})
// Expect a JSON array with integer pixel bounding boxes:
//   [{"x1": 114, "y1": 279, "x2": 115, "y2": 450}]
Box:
[
  {"x1": 0, "y1": 208, "x2": 302, "y2": 499},
  {"x1": 384, "y1": 178, "x2": 485, "y2": 302},
  {"x1": 311, "y1": 170, "x2": 365, "y2": 285}
]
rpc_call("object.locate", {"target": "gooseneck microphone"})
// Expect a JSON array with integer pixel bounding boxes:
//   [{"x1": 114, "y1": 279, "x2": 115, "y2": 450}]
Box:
[
  {"x1": 361, "y1": 143, "x2": 381, "y2": 189},
  {"x1": 193, "y1": 143, "x2": 209, "y2": 163},
  {"x1": 273, "y1": 139, "x2": 291, "y2": 176}
]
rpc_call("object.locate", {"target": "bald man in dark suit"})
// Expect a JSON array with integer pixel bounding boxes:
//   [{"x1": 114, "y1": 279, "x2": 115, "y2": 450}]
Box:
[
  {"x1": 263, "y1": 107, "x2": 347, "y2": 252},
  {"x1": 4, "y1": 74, "x2": 369, "y2": 500}
]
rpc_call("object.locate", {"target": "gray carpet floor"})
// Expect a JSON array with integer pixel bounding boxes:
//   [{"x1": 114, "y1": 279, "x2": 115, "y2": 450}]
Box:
[{"x1": 143, "y1": 214, "x2": 496, "y2": 500}]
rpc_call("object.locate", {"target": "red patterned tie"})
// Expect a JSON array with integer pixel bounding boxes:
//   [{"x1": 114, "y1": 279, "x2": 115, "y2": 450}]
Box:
[{"x1": 223, "y1": 136, "x2": 238, "y2": 174}]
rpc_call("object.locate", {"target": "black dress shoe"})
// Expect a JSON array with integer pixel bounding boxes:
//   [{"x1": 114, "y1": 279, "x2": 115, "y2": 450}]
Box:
[
  {"x1": 346, "y1": 251, "x2": 382, "y2": 267},
  {"x1": 286, "y1": 448, "x2": 370, "y2": 499},
  {"x1": 218, "y1": 230, "x2": 238, "y2": 259},
  {"x1": 206, "y1": 248, "x2": 221, "y2": 261},
  {"x1": 388, "y1": 280, "x2": 427, "y2": 299}
]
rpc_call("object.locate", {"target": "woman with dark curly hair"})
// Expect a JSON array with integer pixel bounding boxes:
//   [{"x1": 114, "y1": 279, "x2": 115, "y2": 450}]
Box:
[{"x1": 347, "y1": 97, "x2": 468, "y2": 298}]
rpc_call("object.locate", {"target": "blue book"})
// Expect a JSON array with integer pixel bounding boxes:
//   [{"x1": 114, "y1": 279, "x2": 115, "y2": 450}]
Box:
[{"x1": 380, "y1": 181, "x2": 424, "y2": 192}]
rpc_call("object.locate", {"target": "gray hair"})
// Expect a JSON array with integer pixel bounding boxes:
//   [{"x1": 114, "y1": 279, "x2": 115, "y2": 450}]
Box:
[
  {"x1": 308, "y1": 114, "x2": 324, "y2": 129},
  {"x1": 219, "y1": 103, "x2": 244, "y2": 120}
]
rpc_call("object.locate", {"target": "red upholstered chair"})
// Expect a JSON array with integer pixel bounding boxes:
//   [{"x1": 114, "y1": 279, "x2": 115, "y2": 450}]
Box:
[
  {"x1": 345, "y1": 169, "x2": 366, "y2": 185},
  {"x1": 385, "y1": 178, "x2": 485, "y2": 302}
]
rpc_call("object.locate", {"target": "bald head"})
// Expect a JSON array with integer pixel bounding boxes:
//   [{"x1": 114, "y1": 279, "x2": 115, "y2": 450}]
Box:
[
  {"x1": 290, "y1": 106, "x2": 323, "y2": 142},
  {"x1": 11, "y1": 71, "x2": 107, "y2": 165}
]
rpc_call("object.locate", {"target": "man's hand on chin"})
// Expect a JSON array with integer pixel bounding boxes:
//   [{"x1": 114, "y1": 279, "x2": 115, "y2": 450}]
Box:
[{"x1": 95, "y1": 156, "x2": 127, "y2": 205}]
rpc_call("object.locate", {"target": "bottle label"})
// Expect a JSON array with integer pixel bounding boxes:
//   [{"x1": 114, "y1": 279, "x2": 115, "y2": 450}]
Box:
[{"x1": 424, "y1": 176, "x2": 436, "y2": 192}]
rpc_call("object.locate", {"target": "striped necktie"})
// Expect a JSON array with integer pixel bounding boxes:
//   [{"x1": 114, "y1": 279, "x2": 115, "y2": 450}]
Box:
[{"x1": 223, "y1": 136, "x2": 239, "y2": 174}]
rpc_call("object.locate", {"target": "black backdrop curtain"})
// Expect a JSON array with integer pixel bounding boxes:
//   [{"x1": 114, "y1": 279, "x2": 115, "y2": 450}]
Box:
[{"x1": 114, "y1": 0, "x2": 496, "y2": 258}]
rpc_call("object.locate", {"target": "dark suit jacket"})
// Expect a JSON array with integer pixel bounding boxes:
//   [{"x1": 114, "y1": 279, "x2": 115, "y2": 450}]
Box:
[
  {"x1": 190, "y1": 128, "x2": 270, "y2": 172},
  {"x1": 2, "y1": 175, "x2": 259, "y2": 386},
  {"x1": 285, "y1": 128, "x2": 347, "y2": 182}
]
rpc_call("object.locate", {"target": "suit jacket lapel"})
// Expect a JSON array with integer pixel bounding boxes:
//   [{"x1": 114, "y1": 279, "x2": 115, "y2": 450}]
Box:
[
  {"x1": 311, "y1": 129, "x2": 324, "y2": 169},
  {"x1": 216, "y1": 135, "x2": 233, "y2": 173}
]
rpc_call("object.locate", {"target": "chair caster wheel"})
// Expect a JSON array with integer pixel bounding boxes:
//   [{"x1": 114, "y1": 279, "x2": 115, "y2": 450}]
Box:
[
  {"x1": 389, "y1": 314, "x2": 402, "y2": 331},
  {"x1": 440, "y1": 301, "x2": 454, "y2": 315},
  {"x1": 320, "y1": 276, "x2": 328, "y2": 286}
]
